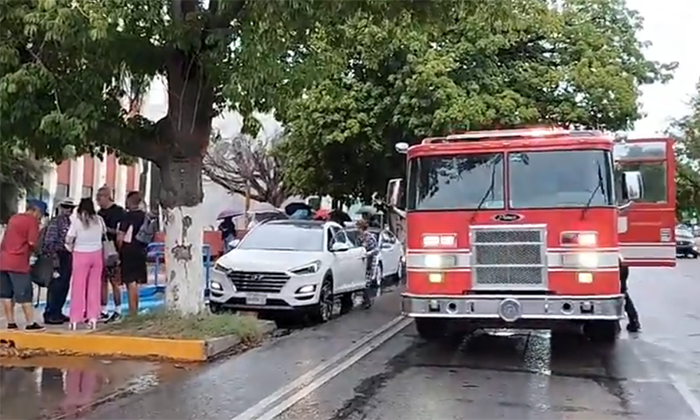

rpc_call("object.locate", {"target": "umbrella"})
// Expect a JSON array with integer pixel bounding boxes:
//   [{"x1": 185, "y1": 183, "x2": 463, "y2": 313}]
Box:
[
  {"x1": 314, "y1": 208, "x2": 330, "y2": 220},
  {"x1": 217, "y1": 207, "x2": 245, "y2": 220},
  {"x1": 329, "y1": 209, "x2": 352, "y2": 224},
  {"x1": 356, "y1": 205, "x2": 377, "y2": 216},
  {"x1": 281, "y1": 197, "x2": 312, "y2": 216},
  {"x1": 249, "y1": 202, "x2": 283, "y2": 214}
]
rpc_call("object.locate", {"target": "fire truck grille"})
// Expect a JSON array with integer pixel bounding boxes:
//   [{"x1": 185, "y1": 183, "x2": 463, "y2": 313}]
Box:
[{"x1": 471, "y1": 227, "x2": 547, "y2": 289}]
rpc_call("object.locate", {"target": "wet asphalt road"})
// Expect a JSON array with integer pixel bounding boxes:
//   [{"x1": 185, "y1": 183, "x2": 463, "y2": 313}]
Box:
[{"x1": 72, "y1": 260, "x2": 700, "y2": 419}]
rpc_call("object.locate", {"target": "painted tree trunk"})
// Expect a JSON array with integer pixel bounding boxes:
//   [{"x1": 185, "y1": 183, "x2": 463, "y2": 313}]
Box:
[
  {"x1": 158, "y1": 156, "x2": 207, "y2": 314},
  {"x1": 162, "y1": 204, "x2": 205, "y2": 314}
]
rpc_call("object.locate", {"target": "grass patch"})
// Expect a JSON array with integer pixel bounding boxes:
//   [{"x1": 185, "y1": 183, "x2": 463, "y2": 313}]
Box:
[{"x1": 100, "y1": 310, "x2": 263, "y2": 342}]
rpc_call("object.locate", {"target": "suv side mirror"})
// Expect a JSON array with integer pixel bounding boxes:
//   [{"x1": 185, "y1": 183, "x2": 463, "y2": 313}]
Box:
[
  {"x1": 622, "y1": 171, "x2": 643, "y2": 201},
  {"x1": 331, "y1": 242, "x2": 350, "y2": 252}
]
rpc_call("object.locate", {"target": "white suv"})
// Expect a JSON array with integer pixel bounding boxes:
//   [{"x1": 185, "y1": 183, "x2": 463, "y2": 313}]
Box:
[{"x1": 209, "y1": 220, "x2": 367, "y2": 327}]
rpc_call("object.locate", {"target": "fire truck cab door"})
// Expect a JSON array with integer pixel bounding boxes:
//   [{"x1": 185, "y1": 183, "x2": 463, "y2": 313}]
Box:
[{"x1": 615, "y1": 138, "x2": 676, "y2": 267}]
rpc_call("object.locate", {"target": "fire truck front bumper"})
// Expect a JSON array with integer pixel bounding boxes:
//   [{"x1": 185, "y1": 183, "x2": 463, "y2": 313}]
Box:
[{"x1": 401, "y1": 293, "x2": 624, "y2": 321}]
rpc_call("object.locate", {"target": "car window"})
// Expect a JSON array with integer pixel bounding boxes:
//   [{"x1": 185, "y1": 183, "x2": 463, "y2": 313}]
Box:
[
  {"x1": 238, "y1": 224, "x2": 324, "y2": 252},
  {"x1": 345, "y1": 229, "x2": 361, "y2": 246}
]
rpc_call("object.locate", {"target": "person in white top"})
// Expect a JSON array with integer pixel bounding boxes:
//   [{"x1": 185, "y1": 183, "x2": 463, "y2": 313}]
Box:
[{"x1": 65, "y1": 198, "x2": 106, "y2": 330}]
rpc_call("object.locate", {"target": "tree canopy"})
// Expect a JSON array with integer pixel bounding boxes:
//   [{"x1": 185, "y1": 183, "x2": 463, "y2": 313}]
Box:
[
  {"x1": 669, "y1": 79, "x2": 700, "y2": 220},
  {"x1": 0, "y1": 148, "x2": 47, "y2": 223},
  {"x1": 203, "y1": 130, "x2": 287, "y2": 206},
  {"x1": 277, "y1": 0, "x2": 676, "y2": 201}
]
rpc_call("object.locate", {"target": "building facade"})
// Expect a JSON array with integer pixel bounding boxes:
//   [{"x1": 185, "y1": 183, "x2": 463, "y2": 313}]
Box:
[{"x1": 35, "y1": 154, "x2": 152, "y2": 214}]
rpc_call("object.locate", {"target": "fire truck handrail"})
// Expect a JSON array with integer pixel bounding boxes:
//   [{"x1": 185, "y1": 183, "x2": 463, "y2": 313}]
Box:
[{"x1": 427, "y1": 128, "x2": 605, "y2": 144}]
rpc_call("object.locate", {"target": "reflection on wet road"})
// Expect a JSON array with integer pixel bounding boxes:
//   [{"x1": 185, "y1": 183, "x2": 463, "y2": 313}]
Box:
[
  {"x1": 274, "y1": 260, "x2": 700, "y2": 420},
  {"x1": 0, "y1": 357, "x2": 189, "y2": 420},
  {"x1": 3, "y1": 262, "x2": 699, "y2": 420}
]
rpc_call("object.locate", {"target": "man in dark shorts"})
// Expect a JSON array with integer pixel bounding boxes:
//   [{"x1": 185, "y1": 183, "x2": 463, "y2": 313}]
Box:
[
  {"x1": 0, "y1": 200, "x2": 47, "y2": 330},
  {"x1": 96, "y1": 186, "x2": 126, "y2": 322},
  {"x1": 117, "y1": 191, "x2": 148, "y2": 316}
]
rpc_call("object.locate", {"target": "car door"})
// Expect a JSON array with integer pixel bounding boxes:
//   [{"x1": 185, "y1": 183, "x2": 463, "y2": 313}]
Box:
[
  {"x1": 615, "y1": 138, "x2": 676, "y2": 267},
  {"x1": 344, "y1": 229, "x2": 368, "y2": 290},
  {"x1": 380, "y1": 230, "x2": 400, "y2": 275},
  {"x1": 328, "y1": 226, "x2": 352, "y2": 291}
]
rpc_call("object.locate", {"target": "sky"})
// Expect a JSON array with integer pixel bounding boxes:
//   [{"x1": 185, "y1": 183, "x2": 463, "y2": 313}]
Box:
[
  {"x1": 629, "y1": 0, "x2": 700, "y2": 136},
  {"x1": 141, "y1": 0, "x2": 700, "y2": 139}
]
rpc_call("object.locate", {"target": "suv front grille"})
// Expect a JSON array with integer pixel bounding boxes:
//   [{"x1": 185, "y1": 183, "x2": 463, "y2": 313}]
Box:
[{"x1": 227, "y1": 271, "x2": 290, "y2": 293}]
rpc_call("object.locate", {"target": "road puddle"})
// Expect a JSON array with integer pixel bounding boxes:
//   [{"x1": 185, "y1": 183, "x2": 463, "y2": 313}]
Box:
[{"x1": 0, "y1": 356, "x2": 191, "y2": 420}]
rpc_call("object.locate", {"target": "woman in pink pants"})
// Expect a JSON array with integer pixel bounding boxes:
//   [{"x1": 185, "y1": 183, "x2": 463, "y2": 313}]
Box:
[{"x1": 65, "y1": 198, "x2": 105, "y2": 330}]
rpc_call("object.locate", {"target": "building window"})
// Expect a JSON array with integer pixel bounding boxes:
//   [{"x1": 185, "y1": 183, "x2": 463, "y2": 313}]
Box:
[
  {"x1": 82, "y1": 186, "x2": 93, "y2": 199},
  {"x1": 55, "y1": 183, "x2": 70, "y2": 201}
]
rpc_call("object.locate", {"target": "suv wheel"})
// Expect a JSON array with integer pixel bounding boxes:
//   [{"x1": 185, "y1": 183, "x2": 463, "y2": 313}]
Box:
[{"x1": 311, "y1": 278, "x2": 334, "y2": 324}]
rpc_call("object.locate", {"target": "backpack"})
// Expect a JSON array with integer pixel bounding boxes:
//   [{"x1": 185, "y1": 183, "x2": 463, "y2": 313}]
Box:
[{"x1": 134, "y1": 213, "x2": 156, "y2": 245}]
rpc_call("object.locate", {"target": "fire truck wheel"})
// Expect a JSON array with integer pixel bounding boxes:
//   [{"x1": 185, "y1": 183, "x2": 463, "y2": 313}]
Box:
[
  {"x1": 415, "y1": 318, "x2": 448, "y2": 341},
  {"x1": 583, "y1": 320, "x2": 620, "y2": 344}
]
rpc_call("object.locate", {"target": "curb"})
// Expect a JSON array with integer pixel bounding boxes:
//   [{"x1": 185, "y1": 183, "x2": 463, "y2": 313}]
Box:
[{"x1": 0, "y1": 321, "x2": 277, "y2": 362}]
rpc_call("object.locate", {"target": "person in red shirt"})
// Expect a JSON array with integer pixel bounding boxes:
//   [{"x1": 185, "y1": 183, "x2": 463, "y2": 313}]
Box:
[{"x1": 0, "y1": 199, "x2": 47, "y2": 330}]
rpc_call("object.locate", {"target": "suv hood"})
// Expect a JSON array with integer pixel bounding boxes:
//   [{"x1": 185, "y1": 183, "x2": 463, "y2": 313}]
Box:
[{"x1": 216, "y1": 249, "x2": 326, "y2": 272}]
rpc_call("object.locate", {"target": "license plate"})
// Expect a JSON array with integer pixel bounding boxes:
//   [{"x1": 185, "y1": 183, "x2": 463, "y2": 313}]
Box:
[{"x1": 245, "y1": 293, "x2": 267, "y2": 305}]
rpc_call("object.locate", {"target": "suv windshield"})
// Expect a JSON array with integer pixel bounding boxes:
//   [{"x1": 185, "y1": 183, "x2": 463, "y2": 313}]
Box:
[
  {"x1": 407, "y1": 153, "x2": 504, "y2": 211},
  {"x1": 238, "y1": 224, "x2": 324, "y2": 252},
  {"x1": 509, "y1": 150, "x2": 614, "y2": 209}
]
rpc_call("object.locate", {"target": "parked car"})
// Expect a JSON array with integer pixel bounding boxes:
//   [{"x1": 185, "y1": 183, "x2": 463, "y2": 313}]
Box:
[
  {"x1": 676, "y1": 227, "x2": 699, "y2": 259},
  {"x1": 345, "y1": 227, "x2": 406, "y2": 285},
  {"x1": 209, "y1": 220, "x2": 367, "y2": 327}
]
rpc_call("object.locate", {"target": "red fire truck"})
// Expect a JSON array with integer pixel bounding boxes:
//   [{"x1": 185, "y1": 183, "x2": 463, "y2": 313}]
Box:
[{"x1": 385, "y1": 128, "x2": 676, "y2": 343}]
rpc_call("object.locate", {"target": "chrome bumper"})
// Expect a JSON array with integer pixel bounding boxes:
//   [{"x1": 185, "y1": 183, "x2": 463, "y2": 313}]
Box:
[{"x1": 401, "y1": 293, "x2": 624, "y2": 321}]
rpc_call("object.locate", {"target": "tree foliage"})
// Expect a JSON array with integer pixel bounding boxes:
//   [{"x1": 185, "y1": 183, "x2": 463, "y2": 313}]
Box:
[
  {"x1": 203, "y1": 130, "x2": 287, "y2": 206},
  {"x1": 0, "y1": 148, "x2": 47, "y2": 223},
  {"x1": 278, "y1": 0, "x2": 677, "y2": 201},
  {"x1": 668, "y1": 79, "x2": 700, "y2": 220}
]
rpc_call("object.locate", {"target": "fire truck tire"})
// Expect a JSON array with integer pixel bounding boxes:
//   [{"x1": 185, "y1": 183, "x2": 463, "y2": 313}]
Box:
[
  {"x1": 583, "y1": 320, "x2": 620, "y2": 344},
  {"x1": 415, "y1": 318, "x2": 448, "y2": 341}
]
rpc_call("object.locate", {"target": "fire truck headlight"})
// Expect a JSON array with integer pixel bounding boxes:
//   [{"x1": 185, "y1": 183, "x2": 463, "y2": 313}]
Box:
[
  {"x1": 577, "y1": 252, "x2": 598, "y2": 268},
  {"x1": 561, "y1": 231, "x2": 597, "y2": 247},
  {"x1": 577, "y1": 273, "x2": 593, "y2": 284},
  {"x1": 422, "y1": 234, "x2": 457, "y2": 247},
  {"x1": 577, "y1": 233, "x2": 597, "y2": 246},
  {"x1": 429, "y1": 273, "x2": 443, "y2": 283},
  {"x1": 424, "y1": 254, "x2": 457, "y2": 268}
]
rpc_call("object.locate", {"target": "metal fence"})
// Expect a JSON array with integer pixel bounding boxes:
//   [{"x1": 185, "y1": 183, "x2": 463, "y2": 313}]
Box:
[{"x1": 147, "y1": 242, "x2": 213, "y2": 297}]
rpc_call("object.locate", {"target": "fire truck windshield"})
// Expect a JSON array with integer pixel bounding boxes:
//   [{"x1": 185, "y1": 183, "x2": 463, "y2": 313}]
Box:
[
  {"x1": 508, "y1": 150, "x2": 614, "y2": 208},
  {"x1": 407, "y1": 153, "x2": 505, "y2": 211}
]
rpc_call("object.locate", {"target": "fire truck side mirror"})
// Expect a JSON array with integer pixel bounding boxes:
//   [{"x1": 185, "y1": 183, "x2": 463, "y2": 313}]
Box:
[
  {"x1": 622, "y1": 171, "x2": 643, "y2": 201},
  {"x1": 395, "y1": 142, "x2": 409, "y2": 154},
  {"x1": 386, "y1": 178, "x2": 404, "y2": 209}
]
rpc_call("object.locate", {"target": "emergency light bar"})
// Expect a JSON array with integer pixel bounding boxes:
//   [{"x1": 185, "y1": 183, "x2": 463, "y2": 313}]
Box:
[{"x1": 426, "y1": 128, "x2": 603, "y2": 144}]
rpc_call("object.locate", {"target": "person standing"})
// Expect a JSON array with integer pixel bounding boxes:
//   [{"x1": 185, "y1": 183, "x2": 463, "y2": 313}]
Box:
[
  {"x1": 96, "y1": 186, "x2": 125, "y2": 322},
  {"x1": 41, "y1": 198, "x2": 76, "y2": 324},
  {"x1": 117, "y1": 191, "x2": 149, "y2": 316},
  {"x1": 620, "y1": 263, "x2": 641, "y2": 332},
  {"x1": 65, "y1": 198, "x2": 105, "y2": 330},
  {"x1": 356, "y1": 219, "x2": 379, "y2": 309},
  {"x1": 0, "y1": 199, "x2": 47, "y2": 330}
]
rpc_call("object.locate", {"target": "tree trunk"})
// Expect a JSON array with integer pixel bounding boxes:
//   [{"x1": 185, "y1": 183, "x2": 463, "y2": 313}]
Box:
[{"x1": 158, "y1": 157, "x2": 206, "y2": 314}]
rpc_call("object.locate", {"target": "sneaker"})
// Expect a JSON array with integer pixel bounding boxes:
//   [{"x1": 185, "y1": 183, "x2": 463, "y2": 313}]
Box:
[
  {"x1": 25, "y1": 322, "x2": 45, "y2": 331},
  {"x1": 626, "y1": 321, "x2": 641, "y2": 333},
  {"x1": 106, "y1": 312, "x2": 121, "y2": 323},
  {"x1": 7, "y1": 323, "x2": 18, "y2": 330},
  {"x1": 99, "y1": 312, "x2": 110, "y2": 322}
]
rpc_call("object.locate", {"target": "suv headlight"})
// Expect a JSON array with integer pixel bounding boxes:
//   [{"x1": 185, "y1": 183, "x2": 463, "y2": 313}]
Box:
[
  {"x1": 289, "y1": 260, "x2": 321, "y2": 275},
  {"x1": 214, "y1": 262, "x2": 231, "y2": 274}
]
